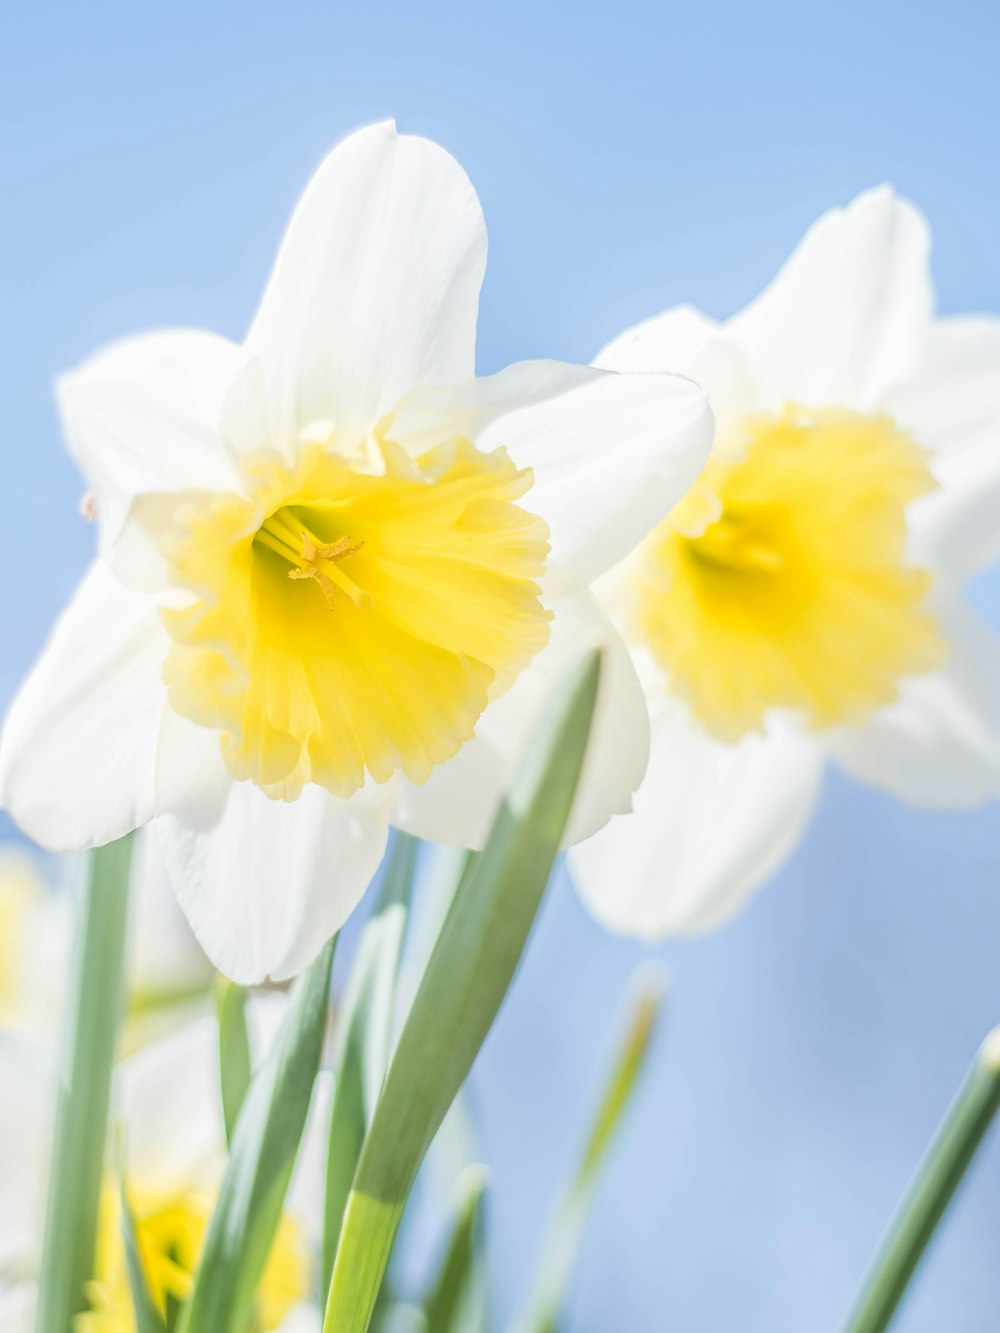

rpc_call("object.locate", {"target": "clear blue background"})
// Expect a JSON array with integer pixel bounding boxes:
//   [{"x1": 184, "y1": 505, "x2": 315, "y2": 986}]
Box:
[{"x1": 3, "y1": 1, "x2": 1000, "y2": 1328}]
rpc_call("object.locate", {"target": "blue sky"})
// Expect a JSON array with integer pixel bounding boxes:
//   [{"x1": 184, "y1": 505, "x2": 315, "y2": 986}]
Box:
[{"x1": 3, "y1": 0, "x2": 1000, "y2": 1327}]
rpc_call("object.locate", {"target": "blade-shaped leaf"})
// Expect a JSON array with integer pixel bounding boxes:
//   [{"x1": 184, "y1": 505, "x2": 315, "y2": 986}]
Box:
[
  {"x1": 215, "y1": 978, "x2": 252, "y2": 1147},
  {"x1": 35, "y1": 834, "x2": 135, "y2": 1333},
  {"x1": 180, "y1": 935, "x2": 336, "y2": 1333},
  {"x1": 512, "y1": 967, "x2": 666, "y2": 1333},
  {"x1": 841, "y1": 1025, "x2": 1000, "y2": 1333},
  {"x1": 323, "y1": 650, "x2": 602, "y2": 1333},
  {"x1": 324, "y1": 834, "x2": 418, "y2": 1288},
  {"x1": 118, "y1": 1146, "x2": 167, "y2": 1333},
  {"x1": 423, "y1": 1164, "x2": 491, "y2": 1333}
]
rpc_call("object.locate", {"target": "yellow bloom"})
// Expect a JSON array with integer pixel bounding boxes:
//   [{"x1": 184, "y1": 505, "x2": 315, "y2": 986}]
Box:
[
  {"x1": 636, "y1": 406, "x2": 944, "y2": 740},
  {"x1": 158, "y1": 437, "x2": 550, "y2": 801},
  {"x1": 0, "y1": 1004, "x2": 325, "y2": 1332},
  {"x1": 0, "y1": 121, "x2": 711, "y2": 983},
  {"x1": 80, "y1": 1185, "x2": 307, "y2": 1333},
  {"x1": 571, "y1": 188, "x2": 1000, "y2": 940}
]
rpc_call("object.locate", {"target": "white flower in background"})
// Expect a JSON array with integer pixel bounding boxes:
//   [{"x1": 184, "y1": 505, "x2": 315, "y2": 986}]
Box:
[
  {"x1": 0, "y1": 1006, "x2": 325, "y2": 1332},
  {"x1": 570, "y1": 187, "x2": 1000, "y2": 937},
  {"x1": 0, "y1": 120, "x2": 711, "y2": 983},
  {"x1": 0, "y1": 850, "x2": 52, "y2": 1031},
  {"x1": 0, "y1": 837, "x2": 212, "y2": 1040}
]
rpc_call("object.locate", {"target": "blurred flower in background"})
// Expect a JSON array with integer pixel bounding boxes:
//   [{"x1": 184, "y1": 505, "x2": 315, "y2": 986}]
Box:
[
  {"x1": 0, "y1": 1002, "x2": 326, "y2": 1332},
  {"x1": 570, "y1": 186, "x2": 1000, "y2": 938},
  {"x1": 0, "y1": 835, "x2": 212, "y2": 1042}
]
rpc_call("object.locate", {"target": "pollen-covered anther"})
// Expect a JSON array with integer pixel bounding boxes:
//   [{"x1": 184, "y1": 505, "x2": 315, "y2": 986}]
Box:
[{"x1": 288, "y1": 531, "x2": 369, "y2": 611}]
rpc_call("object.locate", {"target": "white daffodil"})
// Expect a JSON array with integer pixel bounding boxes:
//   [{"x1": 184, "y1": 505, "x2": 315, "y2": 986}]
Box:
[
  {"x1": 569, "y1": 186, "x2": 1000, "y2": 938},
  {"x1": 0, "y1": 836, "x2": 212, "y2": 1040},
  {"x1": 0, "y1": 1006, "x2": 325, "y2": 1332},
  {"x1": 0, "y1": 121, "x2": 712, "y2": 983}
]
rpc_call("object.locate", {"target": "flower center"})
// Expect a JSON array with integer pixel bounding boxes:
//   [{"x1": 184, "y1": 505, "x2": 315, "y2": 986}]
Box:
[
  {"x1": 160, "y1": 436, "x2": 551, "y2": 800},
  {"x1": 254, "y1": 509, "x2": 369, "y2": 610},
  {"x1": 77, "y1": 1183, "x2": 307, "y2": 1333},
  {"x1": 634, "y1": 406, "x2": 946, "y2": 740}
]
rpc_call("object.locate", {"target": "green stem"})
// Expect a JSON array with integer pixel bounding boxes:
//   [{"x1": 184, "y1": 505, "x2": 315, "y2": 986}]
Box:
[
  {"x1": 513, "y1": 969, "x2": 665, "y2": 1333},
  {"x1": 323, "y1": 652, "x2": 602, "y2": 1333},
  {"x1": 34, "y1": 834, "x2": 135, "y2": 1333},
  {"x1": 841, "y1": 1027, "x2": 1000, "y2": 1333}
]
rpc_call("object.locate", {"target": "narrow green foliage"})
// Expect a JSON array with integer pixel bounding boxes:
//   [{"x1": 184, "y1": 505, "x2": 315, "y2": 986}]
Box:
[
  {"x1": 423, "y1": 1164, "x2": 491, "y2": 1333},
  {"x1": 324, "y1": 834, "x2": 418, "y2": 1288},
  {"x1": 215, "y1": 977, "x2": 252, "y2": 1146},
  {"x1": 841, "y1": 1026, "x2": 1000, "y2": 1333},
  {"x1": 514, "y1": 967, "x2": 666, "y2": 1333},
  {"x1": 180, "y1": 935, "x2": 336, "y2": 1333},
  {"x1": 323, "y1": 651, "x2": 602, "y2": 1333},
  {"x1": 34, "y1": 834, "x2": 134, "y2": 1333},
  {"x1": 118, "y1": 1146, "x2": 167, "y2": 1333}
]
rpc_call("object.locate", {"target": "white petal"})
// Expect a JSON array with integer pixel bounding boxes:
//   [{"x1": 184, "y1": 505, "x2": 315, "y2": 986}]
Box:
[
  {"x1": 828, "y1": 593, "x2": 1000, "y2": 807},
  {"x1": 128, "y1": 829, "x2": 212, "y2": 996},
  {"x1": 286, "y1": 1069, "x2": 332, "y2": 1242},
  {"x1": 117, "y1": 1015, "x2": 224, "y2": 1189},
  {"x1": 887, "y1": 316, "x2": 1000, "y2": 580},
  {"x1": 594, "y1": 304, "x2": 720, "y2": 373},
  {"x1": 0, "y1": 1285, "x2": 35, "y2": 1332},
  {"x1": 275, "y1": 1311, "x2": 322, "y2": 1333},
  {"x1": 594, "y1": 304, "x2": 757, "y2": 440},
  {"x1": 155, "y1": 712, "x2": 393, "y2": 984},
  {"x1": 569, "y1": 700, "x2": 823, "y2": 938},
  {"x1": 0, "y1": 1036, "x2": 51, "y2": 1276},
  {"x1": 726, "y1": 186, "x2": 932, "y2": 409},
  {"x1": 246, "y1": 120, "x2": 486, "y2": 450},
  {"x1": 58, "y1": 329, "x2": 244, "y2": 553},
  {"x1": 391, "y1": 360, "x2": 713, "y2": 595},
  {"x1": 0, "y1": 562, "x2": 167, "y2": 852},
  {"x1": 392, "y1": 592, "x2": 650, "y2": 849}
]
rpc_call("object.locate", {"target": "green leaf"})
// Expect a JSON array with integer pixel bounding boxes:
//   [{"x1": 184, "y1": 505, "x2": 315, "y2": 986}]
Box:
[
  {"x1": 841, "y1": 1025, "x2": 1000, "y2": 1333},
  {"x1": 514, "y1": 966, "x2": 666, "y2": 1333},
  {"x1": 324, "y1": 834, "x2": 418, "y2": 1289},
  {"x1": 34, "y1": 833, "x2": 135, "y2": 1333},
  {"x1": 180, "y1": 935, "x2": 336, "y2": 1333},
  {"x1": 117, "y1": 1143, "x2": 168, "y2": 1333},
  {"x1": 423, "y1": 1164, "x2": 490, "y2": 1333},
  {"x1": 323, "y1": 649, "x2": 602, "y2": 1333},
  {"x1": 215, "y1": 977, "x2": 252, "y2": 1147}
]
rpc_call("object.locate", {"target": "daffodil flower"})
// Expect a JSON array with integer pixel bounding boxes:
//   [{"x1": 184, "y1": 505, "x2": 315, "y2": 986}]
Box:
[
  {"x1": 0, "y1": 837, "x2": 211, "y2": 1039},
  {"x1": 569, "y1": 187, "x2": 1000, "y2": 937},
  {"x1": 0, "y1": 1006, "x2": 326, "y2": 1332},
  {"x1": 0, "y1": 121, "x2": 712, "y2": 982}
]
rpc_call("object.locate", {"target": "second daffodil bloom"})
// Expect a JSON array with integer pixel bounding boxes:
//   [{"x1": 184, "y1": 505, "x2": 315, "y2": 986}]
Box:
[
  {"x1": 0, "y1": 122, "x2": 712, "y2": 982},
  {"x1": 570, "y1": 187, "x2": 1000, "y2": 937},
  {"x1": 0, "y1": 1006, "x2": 326, "y2": 1331}
]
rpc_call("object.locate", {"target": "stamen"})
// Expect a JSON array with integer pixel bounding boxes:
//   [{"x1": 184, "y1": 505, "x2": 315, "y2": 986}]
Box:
[
  {"x1": 687, "y1": 515, "x2": 784, "y2": 575},
  {"x1": 255, "y1": 508, "x2": 369, "y2": 611},
  {"x1": 287, "y1": 529, "x2": 370, "y2": 610}
]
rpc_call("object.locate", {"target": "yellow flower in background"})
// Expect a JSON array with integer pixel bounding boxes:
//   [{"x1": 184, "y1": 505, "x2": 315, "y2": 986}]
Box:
[
  {"x1": 570, "y1": 187, "x2": 1000, "y2": 937},
  {"x1": 0, "y1": 120, "x2": 712, "y2": 984},
  {"x1": 639, "y1": 406, "x2": 944, "y2": 740},
  {"x1": 82, "y1": 1185, "x2": 306, "y2": 1333},
  {"x1": 0, "y1": 1005, "x2": 326, "y2": 1333}
]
